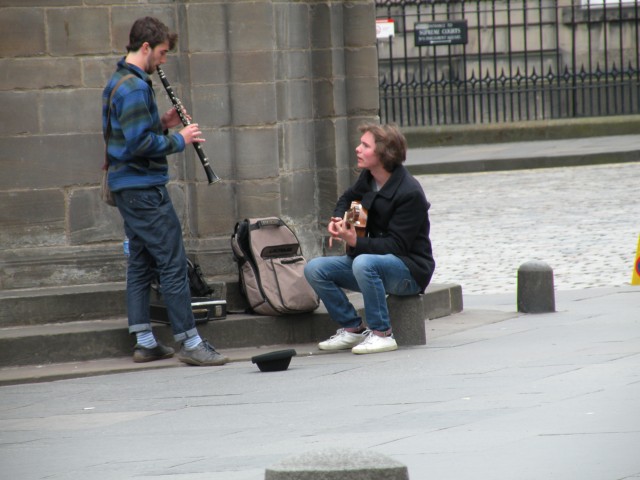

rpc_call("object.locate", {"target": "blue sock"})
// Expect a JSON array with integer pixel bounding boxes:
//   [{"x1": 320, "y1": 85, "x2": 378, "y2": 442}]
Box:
[
  {"x1": 183, "y1": 335, "x2": 203, "y2": 350},
  {"x1": 136, "y1": 331, "x2": 158, "y2": 349}
]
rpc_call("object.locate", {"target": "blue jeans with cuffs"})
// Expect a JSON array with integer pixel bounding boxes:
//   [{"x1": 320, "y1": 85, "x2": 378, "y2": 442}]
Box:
[{"x1": 114, "y1": 185, "x2": 198, "y2": 342}]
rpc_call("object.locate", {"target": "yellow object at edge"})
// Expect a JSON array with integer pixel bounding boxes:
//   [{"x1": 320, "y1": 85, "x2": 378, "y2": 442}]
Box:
[{"x1": 632, "y1": 235, "x2": 640, "y2": 285}]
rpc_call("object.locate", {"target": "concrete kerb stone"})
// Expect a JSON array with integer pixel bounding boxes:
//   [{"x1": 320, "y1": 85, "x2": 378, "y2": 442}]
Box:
[
  {"x1": 517, "y1": 260, "x2": 556, "y2": 313},
  {"x1": 402, "y1": 114, "x2": 640, "y2": 148},
  {"x1": 265, "y1": 448, "x2": 409, "y2": 480},
  {"x1": 423, "y1": 282, "x2": 463, "y2": 319}
]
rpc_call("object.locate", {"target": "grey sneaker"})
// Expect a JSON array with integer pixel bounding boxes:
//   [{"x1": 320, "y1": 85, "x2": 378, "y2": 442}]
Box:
[
  {"x1": 133, "y1": 343, "x2": 175, "y2": 363},
  {"x1": 178, "y1": 340, "x2": 228, "y2": 366}
]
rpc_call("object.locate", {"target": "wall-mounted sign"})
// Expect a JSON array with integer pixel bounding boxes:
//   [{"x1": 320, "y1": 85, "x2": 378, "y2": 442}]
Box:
[
  {"x1": 376, "y1": 19, "x2": 395, "y2": 39},
  {"x1": 415, "y1": 20, "x2": 468, "y2": 46}
]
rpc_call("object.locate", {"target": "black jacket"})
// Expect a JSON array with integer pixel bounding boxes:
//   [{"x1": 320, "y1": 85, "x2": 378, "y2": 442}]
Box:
[{"x1": 333, "y1": 165, "x2": 435, "y2": 291}]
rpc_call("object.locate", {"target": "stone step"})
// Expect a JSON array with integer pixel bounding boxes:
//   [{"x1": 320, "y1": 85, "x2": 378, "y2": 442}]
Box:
[
  {"x1": 0, "y1": 279, "x2": 240, "y2": 328},
  {"x1": 0, "y1": 283, "x2": 127, "y2": 328},
  {"x1": 0, "y1": 283, "x2": 462, "y2": 370}
]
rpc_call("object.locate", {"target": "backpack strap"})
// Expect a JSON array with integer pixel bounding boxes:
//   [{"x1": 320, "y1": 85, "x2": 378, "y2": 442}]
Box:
[
  {"x1": 103, "y1": 74, "x2": 135, "y2": 170},
  {"x1": 230, "y1": 222, "x2": 248, "y2": 266}
]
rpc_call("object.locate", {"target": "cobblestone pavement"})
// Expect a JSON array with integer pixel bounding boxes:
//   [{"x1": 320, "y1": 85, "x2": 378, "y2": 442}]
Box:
[{"x1": 417, "y1": 162, "x2": 640, "y2": 294}]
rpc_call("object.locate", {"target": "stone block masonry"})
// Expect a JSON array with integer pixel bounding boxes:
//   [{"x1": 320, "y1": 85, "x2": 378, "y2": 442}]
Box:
[{"x1": 0, "y1": 1, "x2": 380, "y2": 308}]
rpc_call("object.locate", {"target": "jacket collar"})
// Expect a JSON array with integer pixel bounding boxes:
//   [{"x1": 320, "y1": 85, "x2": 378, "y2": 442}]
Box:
[
  {"x1": 361, "y1": 165, "x2": 407, "y2": 209},
  {"x1": 117, "y1": 57, "x2": 152, "y2": 87}
]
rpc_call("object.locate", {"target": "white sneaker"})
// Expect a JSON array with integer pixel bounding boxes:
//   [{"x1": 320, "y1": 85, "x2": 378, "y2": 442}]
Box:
[
  {"x1": 352, "y1": 331, "x2": 398, "y2": 354},
  {"x1": 318, "y1": 328, "x2": 368, "y2": 351}
]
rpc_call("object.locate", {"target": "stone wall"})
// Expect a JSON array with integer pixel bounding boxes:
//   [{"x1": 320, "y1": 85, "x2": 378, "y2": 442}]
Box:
[{"x1": 0, "y1": 0, "x2": 379, "y2": 291}]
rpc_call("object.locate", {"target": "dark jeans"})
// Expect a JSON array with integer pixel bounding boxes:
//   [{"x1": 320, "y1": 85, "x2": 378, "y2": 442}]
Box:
[{"x1": 114, "y1": 186, "x2": 198, "y2": 342}]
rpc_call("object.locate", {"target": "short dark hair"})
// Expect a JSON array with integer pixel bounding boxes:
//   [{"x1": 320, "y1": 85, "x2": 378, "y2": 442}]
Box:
[
  {"x1": 358, "y1": 123, "x2": 407, "y2": 172},
  {"x1": 126, "y1": 16, "x2": 178, "y2": 52}
]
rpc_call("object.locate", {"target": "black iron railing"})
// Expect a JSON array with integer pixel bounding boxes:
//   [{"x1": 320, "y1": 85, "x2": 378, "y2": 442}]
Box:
[{"x1": 376, "y1": 0, "x2": 640, "y2": 126}]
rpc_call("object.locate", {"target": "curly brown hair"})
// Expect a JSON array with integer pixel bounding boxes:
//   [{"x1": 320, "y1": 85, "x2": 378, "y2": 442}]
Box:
[
  {"x1": 126, "y1": 17, "x2": 177, "y2": 52},
  {"x1": 358, "y1": 123, "x2": 407, "y2": 172}
]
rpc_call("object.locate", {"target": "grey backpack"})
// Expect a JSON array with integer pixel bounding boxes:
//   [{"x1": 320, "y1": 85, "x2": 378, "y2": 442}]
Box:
[{"x1": 230, "y1": 217, "x2": 319, "y2": 315}]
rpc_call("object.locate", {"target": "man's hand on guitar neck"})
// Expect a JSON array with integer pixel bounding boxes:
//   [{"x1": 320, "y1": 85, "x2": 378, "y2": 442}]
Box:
[{"x1": 328, "y1": 216, "x2": 357, "y2": 249}]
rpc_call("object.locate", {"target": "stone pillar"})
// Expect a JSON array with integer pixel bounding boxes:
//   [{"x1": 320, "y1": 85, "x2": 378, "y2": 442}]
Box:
[
  {"x1": 387, "y1": 295, "x2": 427, "y2": 346},
  {"x1": 311, "y1": 1, "x2": 379, "y2": 254},
  {"x1": 517, "y1": 261, "x2": 556, "y2": 313}
]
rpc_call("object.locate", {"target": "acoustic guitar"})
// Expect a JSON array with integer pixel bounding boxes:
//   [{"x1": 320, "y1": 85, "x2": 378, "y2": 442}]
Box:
[{"x1": 343, "y1": 201, "x2": 368, "y2": 237}]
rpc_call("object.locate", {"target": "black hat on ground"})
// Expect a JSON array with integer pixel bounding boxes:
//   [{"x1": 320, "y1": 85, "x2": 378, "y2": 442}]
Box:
[{"x1": 251, "y1": 349, "x2": 297, "y2": 372}]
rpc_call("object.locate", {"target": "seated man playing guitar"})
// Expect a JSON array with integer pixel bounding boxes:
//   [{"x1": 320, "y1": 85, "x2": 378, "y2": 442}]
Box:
[{"x1": 304, "y1": 123, "x2": 435, "y2": 354}]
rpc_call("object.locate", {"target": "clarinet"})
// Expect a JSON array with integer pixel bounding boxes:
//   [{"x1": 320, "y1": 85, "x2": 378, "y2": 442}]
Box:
[{"x1": 156, "y1": 66, "x2": 220, "y2": 185}]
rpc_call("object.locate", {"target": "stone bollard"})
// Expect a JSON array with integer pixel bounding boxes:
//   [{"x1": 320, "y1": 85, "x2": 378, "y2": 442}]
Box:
[
  {"x1": 265, "y1": 448, "x2": 409, "y2": 480},
  {"x1": 517, "y1": 261, "x2": 555, "y2": 313},
  {"x1": 387, "y1": 294, "x2": 426, "y2": 346}
]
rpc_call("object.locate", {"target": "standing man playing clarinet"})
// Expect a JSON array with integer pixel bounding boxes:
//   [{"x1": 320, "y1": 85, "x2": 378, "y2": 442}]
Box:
[{"x1": 102, "y1": 16, "x2": 228, "y2": 366}]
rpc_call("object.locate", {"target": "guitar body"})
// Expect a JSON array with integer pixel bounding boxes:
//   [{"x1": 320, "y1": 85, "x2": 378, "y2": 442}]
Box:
[{"x1": 344, "y1": 201, "x2": 368, "y2": 237}]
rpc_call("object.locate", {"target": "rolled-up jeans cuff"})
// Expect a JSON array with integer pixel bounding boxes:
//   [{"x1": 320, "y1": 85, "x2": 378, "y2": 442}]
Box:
[
  {"x1": 129, "y1": 323, "x2": 152, "y2": 335},
  {"x1": 372, "y1": 328, "x2": 393, "y2": 337},
  {"x1": 173, "y1": 327, "x2": 199, "y2": 343}
]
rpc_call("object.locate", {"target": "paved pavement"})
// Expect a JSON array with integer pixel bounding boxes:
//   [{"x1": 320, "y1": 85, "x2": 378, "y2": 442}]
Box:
[
  {"x1": 1, "y1": 137, "x2": 639, "y2": 479},
  {"x1": 0, "y1": 286, "x2": 638, "y2": 479}
]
